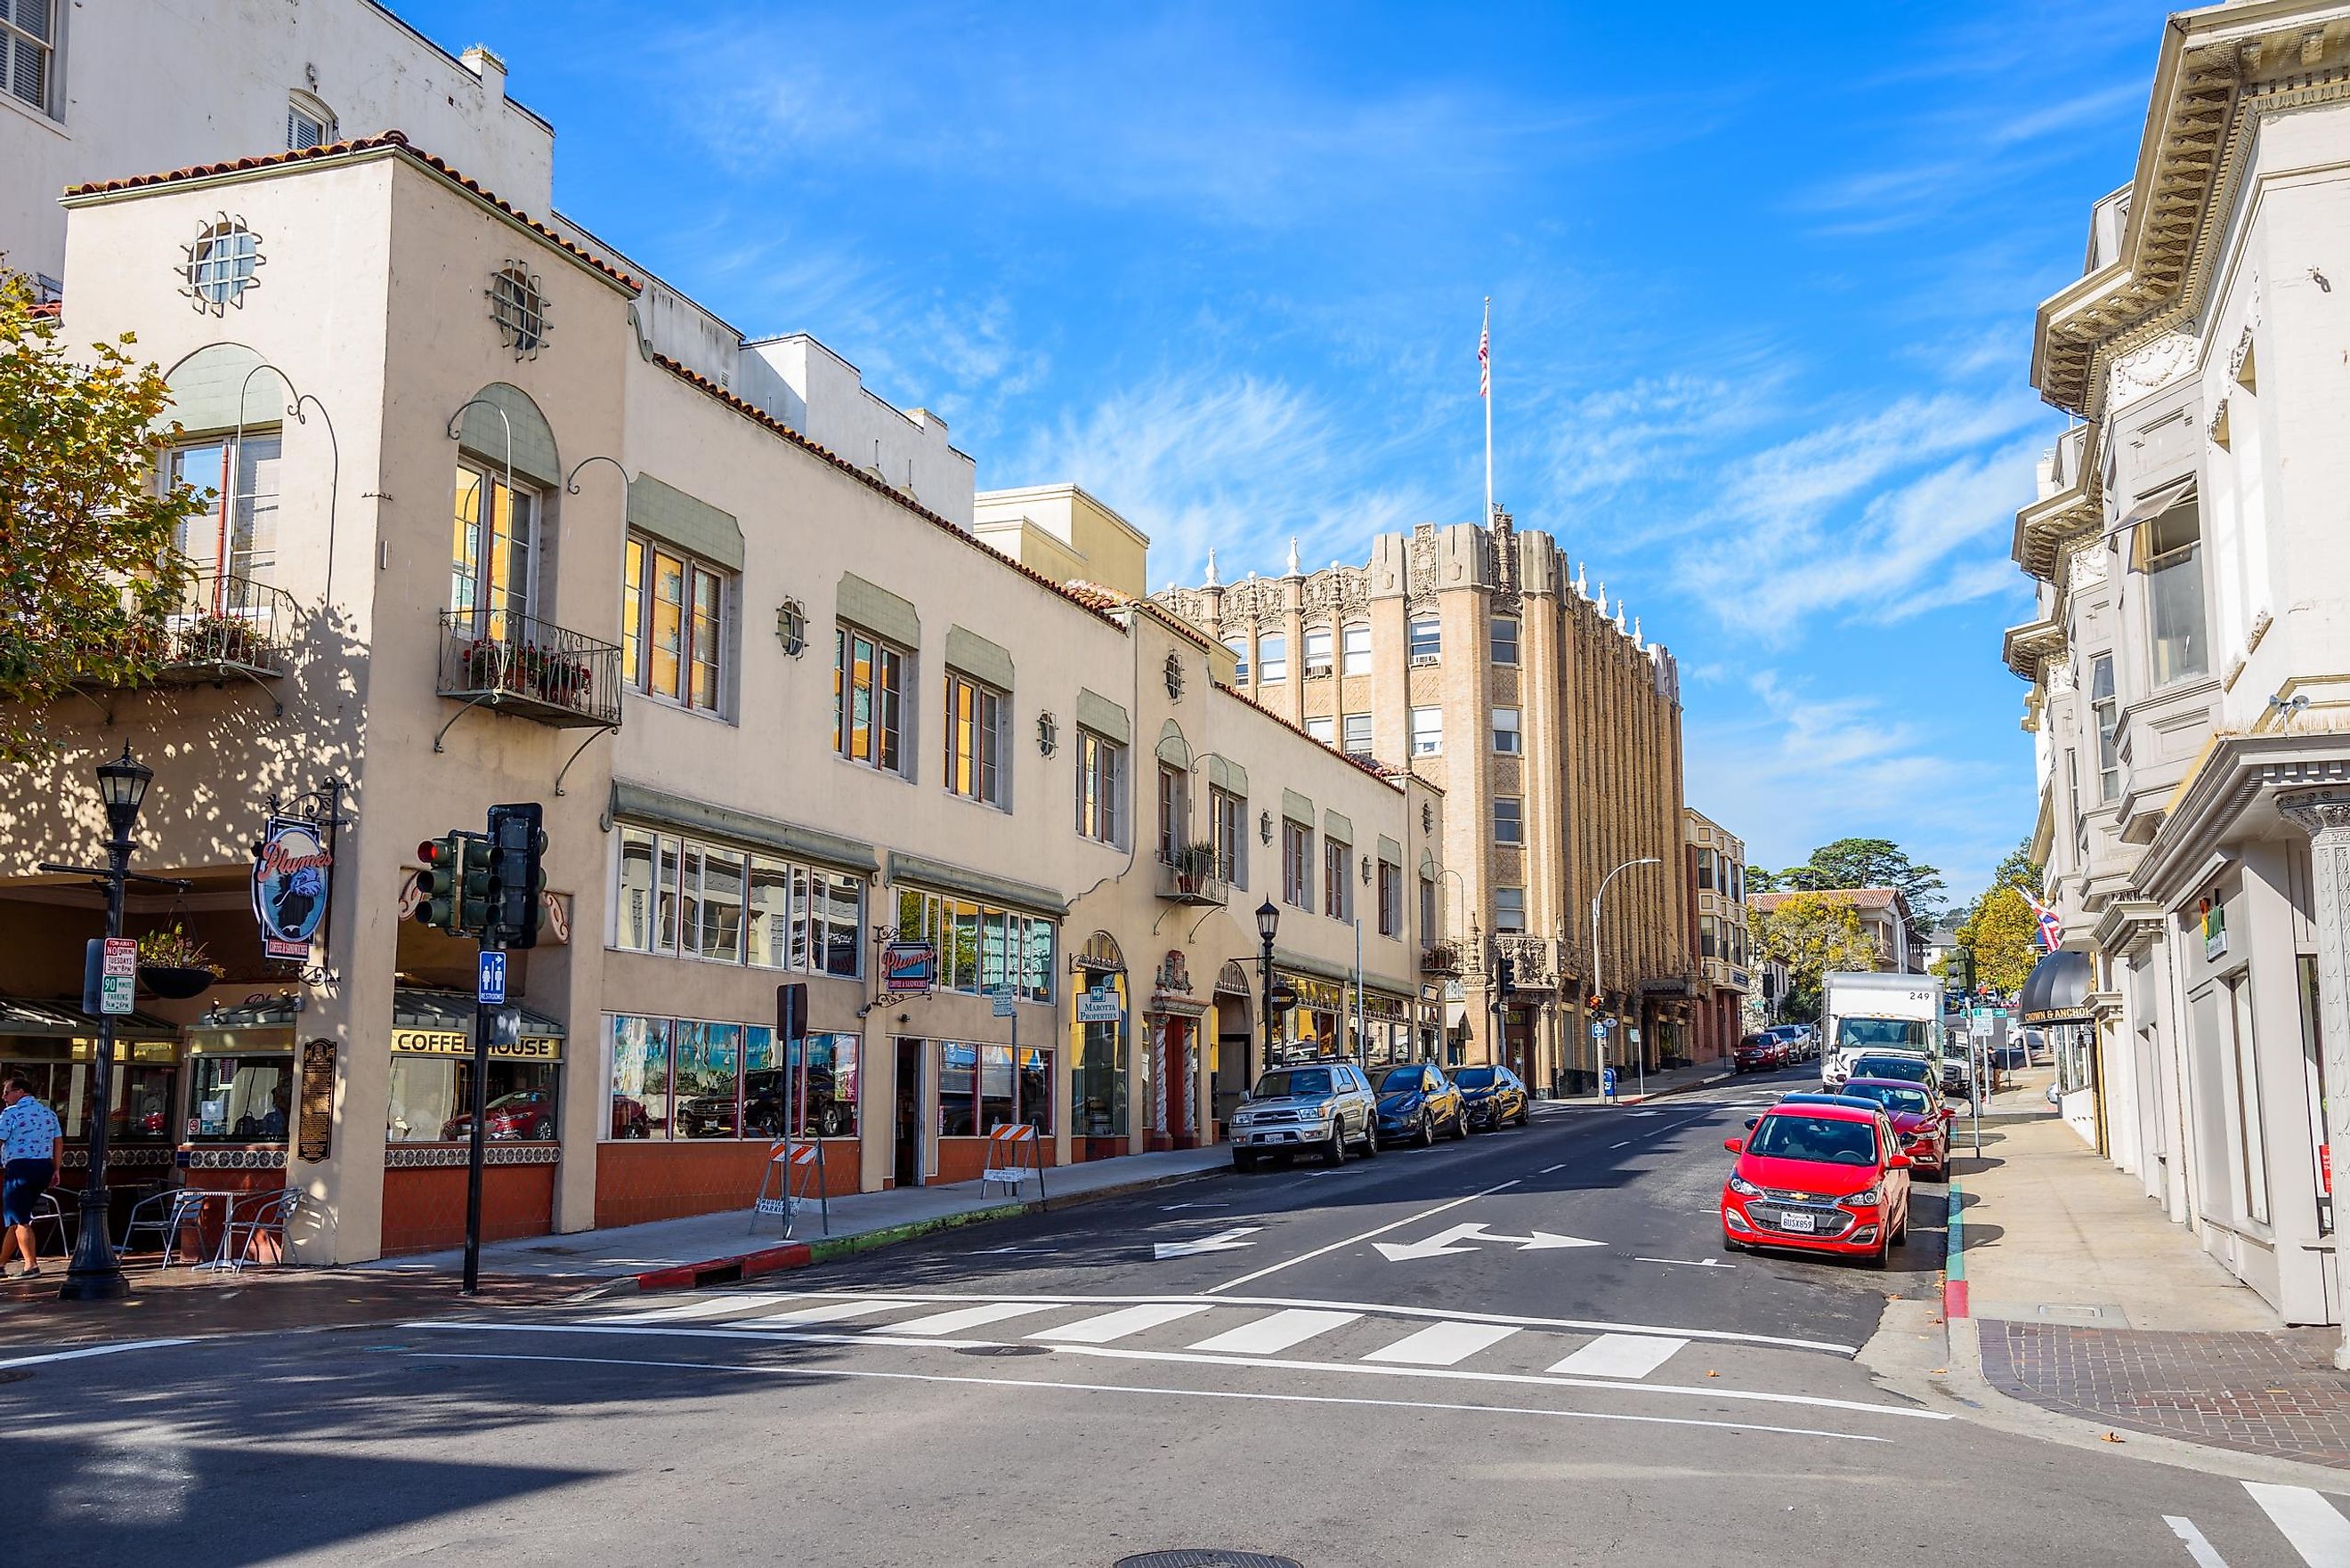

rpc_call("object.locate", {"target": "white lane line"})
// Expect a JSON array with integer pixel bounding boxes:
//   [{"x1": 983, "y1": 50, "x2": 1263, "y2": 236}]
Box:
[
  {"x1": 2245, "y1": 1483, "x2": 2350, "y2": 1566},
  {"x1": 1362, "y1": 1321, "x2": 1521, "y2": 1366},
  {"x1": 1205, "y1": 1176, "x2": 1523, "y2": 1294},
  {"x1": 422, "y1": 1350, "x2": 1893, "y2": 1443},
  {"x1": 887, "y1": 1302, "x2": 1055, "y2": 1337},
  {"x1": 1187, "y1": 1308, "x2": 1360, "y2": 1355},
  {"x1": 1609, "y1": 1141, "x2": 1633, "y2": 1150},
  {"x1": 560, "y1": 1292, "x2": 1855, "y2": 1353},
  {"x1": 405, "y1": 1321, "x2": 1943, "y2": 1421},
  {"x1": 601, "y1": 1292, "x2": 808, "y2": 1324},
  {"x1": 1540, "y1": 1164, "x2": 1567, "y2": 1174},
  {"x1": 0, "y1": 1337, "x2": 196, "y2": 1370},
  {"x1": 1548, "y1": 1333, "x2": 1688, "y2": 1379},
  {"x1": 1034, "y1": 1303, "x2": 1213, "y2": 1344},
  {"x1": 1636, "y1": 1257, "x2": 1737, "y2": 1270},
  {"x1": 2164, "y1": 1516, "x2": 2231, "y2": 1568}
]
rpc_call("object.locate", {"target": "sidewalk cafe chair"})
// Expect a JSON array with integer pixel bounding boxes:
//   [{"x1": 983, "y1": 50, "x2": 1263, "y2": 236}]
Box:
[
  {"x1": 221, "y1": 1189, "x2": 301, "y2": 1270},
  {"x1": 30, "y1": 1191, "x2": 76, "y2": 1260},
  {"x1": 121, "y1": 1186, "x2": 215, "y2": 1268}
]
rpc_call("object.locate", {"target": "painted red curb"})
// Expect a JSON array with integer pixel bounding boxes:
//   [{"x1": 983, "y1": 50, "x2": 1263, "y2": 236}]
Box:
[
  {"x1": 635, "y1": 1241, "x2": 810, "y2": 1291},
  {"x1": 1944, "y1": 1278, "x2": 1969, "y2": 1320}
]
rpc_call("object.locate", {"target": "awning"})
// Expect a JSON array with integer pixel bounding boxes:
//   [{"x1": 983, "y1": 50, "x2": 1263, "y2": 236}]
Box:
[
  {"x1": 2020, "y1": 950, "x2": 2095, "y2": 1023},
  {"x1": 2111, "y1": 475, "x2": 2195, "y2": 539},
  {"x1": 0, "y1": 997, "x2": 179, "y2": 1042}
]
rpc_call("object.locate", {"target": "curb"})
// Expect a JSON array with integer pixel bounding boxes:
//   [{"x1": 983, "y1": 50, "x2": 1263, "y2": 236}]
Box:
[
  {"x1": 626, "y1": 1164, "x2": 1220, "y2": 1293},
  {"x1": 1617, "y1": 1071, "x2": 1734, "y2": 1106},
  {"x1": 1943, "y1": 1172, "x2": 1969, "y2": 1321}
]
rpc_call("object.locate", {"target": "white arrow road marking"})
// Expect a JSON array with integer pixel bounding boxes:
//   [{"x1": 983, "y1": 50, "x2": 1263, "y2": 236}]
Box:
[
  {"x1": 974, "y1": 1246, "x2": 1059, "y2": 1256},
  {"x1": 1158, "y1": 1201, "x2": 1231, "y2": 1211},
  {"x1": 1374, "y1": 1223, "x2": 1605, "y2": 1262},
  {"x1": 1155, "y1": 1225, "x2": 1262, "y2": 1261},
  {"x1": 2164, "y1": 1516, "x2": 2231, "y2": 1568},
  {"x1": 1548, "y1": 1333, "x2": 1687, "y2": 1379},
  {"x1": 1188, "y1": 1308, "x2": 1360, "y2": 1355},
  {"x1": 1635, "y1": 1257, "x2": 1737, "y2": 1270},
  {"x1": 2245, "y1": 1483, "x2": 2350, "y2": 1566}
]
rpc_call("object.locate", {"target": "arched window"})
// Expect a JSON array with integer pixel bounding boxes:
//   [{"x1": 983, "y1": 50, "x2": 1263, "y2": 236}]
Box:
[{"x1": 287, "y1": 92, "x2": 337, "y2": 150}]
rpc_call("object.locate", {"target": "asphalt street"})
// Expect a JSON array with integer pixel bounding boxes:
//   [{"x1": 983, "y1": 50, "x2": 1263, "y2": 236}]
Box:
[{"x1": 7, "y1": 1065, "x2": 2347, "y2": 1566}]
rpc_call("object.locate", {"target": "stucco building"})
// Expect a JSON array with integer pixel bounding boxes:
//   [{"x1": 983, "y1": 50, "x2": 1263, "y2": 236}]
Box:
[
  {"x1": 1684, "y1": 810, "x2": 1751, "y2": 1060},
  {"x1": 1152, "y1": 513, "x2": 1696, "y2": 1094},
  {"x1": 2001, "y1": 0, "x2": 2350, "y2": 1333}
]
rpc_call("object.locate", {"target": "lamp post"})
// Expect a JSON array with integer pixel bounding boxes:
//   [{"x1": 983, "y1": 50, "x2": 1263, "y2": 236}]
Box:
[
  {"x1": 1255, "y1": 899, "x2": 1279, "y2": 1083},
  {"x1": 1591, "y1": 856, "x2": 1661, "y2": 1103},
  {"x1": 64, "y1": 746, "x2": 153, "y2": 1301}
]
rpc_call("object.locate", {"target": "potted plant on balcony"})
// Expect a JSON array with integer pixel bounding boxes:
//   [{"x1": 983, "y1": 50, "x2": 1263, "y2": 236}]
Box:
[
  {"x1": 135, "y1": 925, "x2": 225, "y2": 999},
  {"x1": 178, "y1": 612, "x2": 265, "y2": 667},
  {"x1": 1420, "y1": 940, "x2": 1462, "y2": 977},
  {"x1": 1170, "y1": 841, "x2": 1220, "y2": 897},
  {"x1": 518, "y1": 643, "x2": 594, "y2": 706},
  {"x1": 461, "y1": 637, "x2": 513, "y2": 691}
]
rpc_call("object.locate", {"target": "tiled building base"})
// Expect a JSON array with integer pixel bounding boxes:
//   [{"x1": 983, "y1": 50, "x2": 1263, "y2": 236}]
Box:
[{"x1": 1981, "y1": 1319, "x2": 2350, "y2": 1468}]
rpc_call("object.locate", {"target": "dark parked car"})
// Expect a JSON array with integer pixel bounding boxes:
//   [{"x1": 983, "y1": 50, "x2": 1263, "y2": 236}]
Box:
[
  {"x1": 1375, "y1": 1063, "x2": 1468, "y2": 1146},
  {"x1": 610, "y1": 1095, "x2": 651, "y2": 1139},
  {"x1": 1455, "y1": 1064, "x2": 1530, "y2": 1130}
]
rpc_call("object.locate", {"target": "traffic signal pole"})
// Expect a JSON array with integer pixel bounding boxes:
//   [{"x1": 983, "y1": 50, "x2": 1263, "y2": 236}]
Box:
[{"x1": 462, "y1": 933, "x2": 501, "y2": 1297}]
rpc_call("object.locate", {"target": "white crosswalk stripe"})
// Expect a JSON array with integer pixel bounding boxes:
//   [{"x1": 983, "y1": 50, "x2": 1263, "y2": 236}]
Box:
[
  {"x1": 1032, "y1": 1303, "x2": 1214, "y2": 1344},
  {"x1": 601, "y1": 1293, "x2": 806, "y2": 1324},
  {"x1": 1546, "y1": 1333, "x2": 1688, "y2": 1379},
  {"x1": 887, "y1": 1302, "x2": 1056, "y2": 1336},
  {"x1": 1187, "y1": 1308, "x2": 1360, "y2": 1355},
  {"x1": 1362, "y1": 1321, "x2": 1522, "y2": 1366},
  {"x1": 2164, "y1": 1516, "x2": 2229, "y2": 1568},
  {"x1": 2246, "y1": 1483, "x2": 2350, "y2": 1567},
  {"x1": 752, "y1": 1298, "x2": 924, "y2": 1326}
]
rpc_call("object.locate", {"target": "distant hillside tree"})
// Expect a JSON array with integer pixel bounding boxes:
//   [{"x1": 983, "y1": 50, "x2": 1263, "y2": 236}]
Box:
[
  {"x1": 1779, "y1": 837, "x2": 1947, "y2": 928},
  {"x1": 1754, "y1": 892, "x2": 1878, "y2": 1019}
]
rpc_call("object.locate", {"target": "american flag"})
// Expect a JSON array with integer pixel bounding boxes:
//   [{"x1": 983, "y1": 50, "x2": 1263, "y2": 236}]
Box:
[{"x1": 1479, "y1": 305, "x2": 1491, "y2": 399}]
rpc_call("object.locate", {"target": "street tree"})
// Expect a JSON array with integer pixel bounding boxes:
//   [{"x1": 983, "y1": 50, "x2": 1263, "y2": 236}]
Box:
[
  {"x1": 1992, "y1": 837, "x2": 2041, "y2": 891},
  {"x1": 1744, "y1": 865, "x2": 1781, "y2": 893},
  {"x1": 1956, "y1": 883, "x2": 2040, "y2": 997},
  {"x1": 1779, "y1": 837, "x2": 1947, "y2": 927},
  {"x1": 0, "y1": 267, "x2": 195, "y2": 760},
  {"x1": 1752, "y1": 891, "x2": 1877, "y2": 1019}
]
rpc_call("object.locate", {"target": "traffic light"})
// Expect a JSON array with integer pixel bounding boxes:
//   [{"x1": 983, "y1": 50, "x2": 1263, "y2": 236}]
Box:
[
  {"x1": 1495, "y1": 955, "x2": 1515, "y2": 998},
  {"x1": 485, "y1": 802, "x2": 547, "y2": 949},
  {"x1": 414, "y1": 832, "x2": 466, "y2": 933},
  {"x1": 458, "y1": 833, "x2": 495, "y2": 935}
]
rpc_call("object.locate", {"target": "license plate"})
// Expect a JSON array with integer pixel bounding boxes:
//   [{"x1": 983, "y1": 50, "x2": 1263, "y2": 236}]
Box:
[{"x1": 1779, "y1": 1211, "x2": 1818, "y2": 1233}]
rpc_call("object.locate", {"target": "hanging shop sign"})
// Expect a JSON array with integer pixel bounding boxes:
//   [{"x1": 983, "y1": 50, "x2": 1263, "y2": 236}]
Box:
[
  {"x1": 884, "y1": 942, "x2": 937, "y2": 995},
  {"x1": 254, "y1": 814, "x2": 334, "y2": 961},
  {"x1": 1077, "y1": 985, "x2": 1124, "y2": 1023}
]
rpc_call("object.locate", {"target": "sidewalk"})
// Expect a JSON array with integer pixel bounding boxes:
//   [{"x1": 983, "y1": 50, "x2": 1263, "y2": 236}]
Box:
[
  {"x1": 358, "y1": 1143, "x2": 1229, "y2": 1290},
  {"x1": 1553, "y1": 1059, "x2": 1736, "y2": 1106},
  {"x1": 1949, "y1": 1112, "x2": 2350, "y2": 1469}
]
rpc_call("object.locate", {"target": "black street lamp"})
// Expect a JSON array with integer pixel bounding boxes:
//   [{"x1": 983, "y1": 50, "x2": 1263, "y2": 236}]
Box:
[
  {"x1": 64, "y1": 745, "x2": 153, "y2": 1301},
  {"x1": 1255, "y1": 898, "x2": 1279, "y2": 1083}
]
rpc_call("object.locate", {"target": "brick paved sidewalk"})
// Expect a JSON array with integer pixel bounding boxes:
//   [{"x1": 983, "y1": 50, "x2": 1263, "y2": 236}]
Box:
[{"x1": 1981, "y1": 1320, "x2": 2350, "y2": 1469}]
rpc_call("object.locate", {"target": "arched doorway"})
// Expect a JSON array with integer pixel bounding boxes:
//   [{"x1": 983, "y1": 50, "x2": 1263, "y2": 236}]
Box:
[
  {"x1": 1212, "y1": 961, "x2": 1254, "y2": 1135},
  {"x1": 1070, "y1": 932, "x2": 1128, "y2": 1161}
]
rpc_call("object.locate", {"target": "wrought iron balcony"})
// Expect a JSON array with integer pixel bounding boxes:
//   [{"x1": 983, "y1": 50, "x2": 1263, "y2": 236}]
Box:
[
  {"x1": 436, "y1": 610, "x2": 621, "y2": 730},
  {"x1": 1155, "y1": 847, "x2": 1229, "y2": 907},
  {"x1": 1419, "y1": 941, "x2": 1463, "y2": 977},
  {"x1": 153, "y1": 572, "x2": 297, "y2": 683}
]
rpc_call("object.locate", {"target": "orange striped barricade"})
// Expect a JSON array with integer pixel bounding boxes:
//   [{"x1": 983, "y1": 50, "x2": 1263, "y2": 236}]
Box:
[
  {"x1": 981, "y1": 1122, "x2": 1047, "y2": 1208},
  {"x1": 750, "y1": 1137, "x2": 829, "y2": 1238}
]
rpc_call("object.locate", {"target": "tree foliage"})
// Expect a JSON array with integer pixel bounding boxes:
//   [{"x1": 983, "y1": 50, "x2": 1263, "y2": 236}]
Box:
[
  {"x1": 1753, "y1": 892, "x2": 1879, "y2": 1018},
  {"x1": 1744, "y1": 864, "x2": 1780, "y2": 894},
  {"x1": 1778, "y1": 837, "x2": 1947, "y2": 927},
  {"x1": 1956, "y1": 884, "x2": 2041, "y2": 998},
  {"x1": 0, "y1": 268, "x2": 194, "y2": 758},
  {"x1": 1992, "y1": 837, "x2": 2041, "y2": 892}
]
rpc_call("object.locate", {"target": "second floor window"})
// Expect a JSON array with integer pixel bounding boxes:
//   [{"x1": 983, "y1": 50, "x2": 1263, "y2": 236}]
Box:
[
  {"x1": 1283, "y1": 820, "x2": 1312, "y2": 908},
  {"x1": 835, "y1": 624, "x2": 905, "y2": 772},
  {"x1": 1303, "y1": 626, "x2": 1333, "y2": 676},
  {"x1": 622, "y1": 536, "x2": 726, "y2": 712},
  {"x1": 4, "y1": 0, "x2": 53, "y2": 114},
  {"x1": 1157, "y1": 764, "x2": 1188, "y2": 862},
  {"x1": 2091, "y1": 654, "x2": 2119, "y2": 803},
  {"x1": 1493, "y1": 796, "x2": 1523, "y2": 845},
  {"x1": 944, "y1": 671, "x2": 1007, "y2": 805},
  {"x1": 1492, "y1": 707, "x2": 1521, "y2": 754},
  {"x1": 1408, "y1": 617, "x2": 1441, "y2": 661},
  {"x1": 169, "y1": 433, "x2": 281, "y2": 586},
  {"x1": 1420, "y1": 877, "x2": 1438, "y2": 946},
  {"x1": 1410, "y1": 707, "x2": 1443, "y2": 756},
  {"x1": 1211, "y1": 787, "x2": 1245, "y2": 885},
  {"x1": 451, "y1": 460, "x2": 536, "y2": 633},
  {"x1": 1378, "y1": 860, "x2": 1400, "y2": 937},
  {"x1": 1076, "y1": 731, "x2": 1124, "y2": 845},
  {"x1": 2139, "y1": 499, "x2": 2208, "y2": 686},
  {"x1": 1325, "y1": 839, "x2": 1352, "y2": 920}
]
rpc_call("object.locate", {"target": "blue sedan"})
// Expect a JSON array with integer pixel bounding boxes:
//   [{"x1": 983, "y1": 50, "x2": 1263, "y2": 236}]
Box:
[{"x1": 1374, "y1": 1063, "x2": 1469, "y2": 1146}]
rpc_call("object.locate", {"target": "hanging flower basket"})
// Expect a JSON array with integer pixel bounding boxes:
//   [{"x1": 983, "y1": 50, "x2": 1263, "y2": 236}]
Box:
[
  {"x1": 138, "y1": 964, "x2": 217, "y2": 999},
  {"x1": 136, "y1": 926, "x2": 224, "y2": 998}
]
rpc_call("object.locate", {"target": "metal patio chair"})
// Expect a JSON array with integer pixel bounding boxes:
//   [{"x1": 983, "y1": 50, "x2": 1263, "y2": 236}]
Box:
[
  {"x1": 28, "y1": 1192, "x2": 76, "y2": 1262},
  {"x1": 218, "y1": 1189, "x2": 301, "y2": 1271},
  {"x1": 121, "y1": 1186, "x2": 215, "y2": 1268}
]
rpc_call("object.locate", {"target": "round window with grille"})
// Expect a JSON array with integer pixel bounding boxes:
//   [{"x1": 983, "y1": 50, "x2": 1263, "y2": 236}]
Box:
[
  {"x1": 182, "y1": 216, "x2": 263, "y2": 313},
  {"x1": 488, "y1": 264, "x2": 549, "y2": 359}
]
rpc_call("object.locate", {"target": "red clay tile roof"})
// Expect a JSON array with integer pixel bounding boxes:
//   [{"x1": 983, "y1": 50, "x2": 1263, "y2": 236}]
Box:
[
  {"x1": 1754, "y1": 887, "x2": 1904, "y2": 912},
  {"x1": 61, "y1": 130, "x2": 640, "y2": 293},
  {"x1": 649, "y1": 354, "x2": 1125, "y2": 632}
]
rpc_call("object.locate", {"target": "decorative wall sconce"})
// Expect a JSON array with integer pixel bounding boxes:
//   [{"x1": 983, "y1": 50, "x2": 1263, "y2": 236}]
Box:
[
  {"x1": 775, "y1": 598, "x2": 806, "y2": 657},
  {"x1": 1037, "y1": 710, "x2": 1059, "y2": 756},
  {"x1": 1259, "y1": 811, "x2": 1274, "y2": 845},
  {"x1": 1361, "y1": 855, "x2": 1372, "y2": 885}
]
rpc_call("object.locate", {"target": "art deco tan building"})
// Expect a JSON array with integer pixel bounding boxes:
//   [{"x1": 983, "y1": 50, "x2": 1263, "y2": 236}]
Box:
[
  {"x1": 1684, "y1": 809, "x2": 1751, "y2": 1060},
  {"x1": 1155, "y1": 513, "x2": 1697, "y2": 1093}
]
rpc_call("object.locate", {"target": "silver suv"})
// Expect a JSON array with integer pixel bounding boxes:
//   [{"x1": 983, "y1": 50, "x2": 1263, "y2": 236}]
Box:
[{"x1": 1229, "y1": 1061, "x2": 1380, "y2": 1169}]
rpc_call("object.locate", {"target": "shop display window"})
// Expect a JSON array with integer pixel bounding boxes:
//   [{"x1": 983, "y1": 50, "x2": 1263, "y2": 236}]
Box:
[
  {"x1": 606, "y1": 1014, "x2": 858, "y2": 1141},
  {"x1": 188, "y1": 1052, "x2": 292, "y2": 1142},
  {"x1": 938, "y1": 1042, "x2": 1051, "y2": 1136},
  {"x1": 387, "y1": 1058, "x2": 559, "y2": 1142}
]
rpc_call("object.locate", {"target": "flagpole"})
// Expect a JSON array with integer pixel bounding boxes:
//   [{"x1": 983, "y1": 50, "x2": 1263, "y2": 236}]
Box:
[{"x1": 1481, "y1": 297, "x2": 1493, "y2": 526}]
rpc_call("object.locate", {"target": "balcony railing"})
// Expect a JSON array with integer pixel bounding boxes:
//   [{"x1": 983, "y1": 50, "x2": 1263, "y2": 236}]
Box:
[
  {"x1": 150, "y1": 572, "x2": 297, "y2": 682},
  {"x1": 1419, "y1": 941, "x2": 1463, "y2": 977},
  {"x1": 1155, "y1": 849, "x2": 1229, "y2": 907},
  {"x1": 436, "y1": 610, "x2": 621, "y2": 729}
]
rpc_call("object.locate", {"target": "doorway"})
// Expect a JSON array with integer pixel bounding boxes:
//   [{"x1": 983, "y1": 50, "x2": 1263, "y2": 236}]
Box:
[
  {"x1": 893, "y1": 1037, "x2": 923, "y2": 1189},
  {"x1": 1158, "y1": 1018, "x2": 1195, "y2": 1149}
]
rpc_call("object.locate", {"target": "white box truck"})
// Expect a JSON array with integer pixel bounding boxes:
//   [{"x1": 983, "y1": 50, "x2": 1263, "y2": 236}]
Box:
[{"x1": 1820, "y1": 972, "x2": 1944, "y2": 1089}]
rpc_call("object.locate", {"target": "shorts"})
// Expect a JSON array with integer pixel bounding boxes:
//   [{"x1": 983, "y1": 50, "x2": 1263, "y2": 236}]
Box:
[{"x1": 1, "y1": 1160, "x2": 53, "y2": 1227}]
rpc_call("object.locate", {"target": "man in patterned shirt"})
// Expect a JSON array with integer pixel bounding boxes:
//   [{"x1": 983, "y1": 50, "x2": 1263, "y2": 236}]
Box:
[{"x1": 0, "y1": 1075, "x2": 63, "y2": 1278}]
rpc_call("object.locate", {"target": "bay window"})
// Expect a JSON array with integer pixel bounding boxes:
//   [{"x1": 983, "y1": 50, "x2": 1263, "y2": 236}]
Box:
[
  {"x1": 2139, "y1": 499, "x2": 2208, "y2": 686},
  {"x1": 2091, "y1": 654, "x2": 2119, "y2": 803}
]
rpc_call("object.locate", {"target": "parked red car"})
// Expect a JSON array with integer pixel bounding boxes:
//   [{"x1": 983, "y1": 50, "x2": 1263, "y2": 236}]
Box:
[
  {"x1": 1834, "y1": 1077, "x2": 1954, "y2": 1180},
  {"x1": 1720, "y1": 1102, "x2": 1912, "y2": 1266},
  {"x1": 442, "y1": 1089, "x2": 557, "y2": 1142},
  {"x1": 1732, "y1": 1035, "x2": 1778, "y2": 1073}
]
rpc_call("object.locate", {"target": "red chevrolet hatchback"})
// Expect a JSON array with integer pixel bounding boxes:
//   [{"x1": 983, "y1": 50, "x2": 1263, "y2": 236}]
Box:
[{"x1": 1720, "y1": 1102, "x2": 1912, "y2": 1266}]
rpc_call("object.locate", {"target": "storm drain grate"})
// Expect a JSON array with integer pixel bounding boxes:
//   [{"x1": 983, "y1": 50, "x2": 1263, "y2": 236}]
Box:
[
  {"x1": 1114, "y1": 1554, "x2": 1303, "y2": 1568},
  {"x1": 955, "y1": 1344, "x2": 1051, "y2": 1357}
]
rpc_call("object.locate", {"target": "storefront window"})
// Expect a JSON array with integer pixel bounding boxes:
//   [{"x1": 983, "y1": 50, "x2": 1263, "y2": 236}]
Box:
[
  {"x1": 1074, "y1": 971, "x2": 1128, "y2": 1138},
  {"x1": 388, "y1": 1058, "x2": 558, "y2": 1142},
  {"x1": 610, "y1": 1014, "x2": 670, "y2": 1138},
  {"x1": 673, "y1": 1021, "x2": 743, "y2": 1139},
  {"x1": 936, "y1": 1041, "x2": 1046, "y2": 1136},
  {"x1": 189, "y1": 1052, "x2": 292, "y2": 1142},
  {"x1": 0, "y1": 1037, "x2": 177, "y2": 1144},
  {"x1": 609, "y1": 1014, "x2": 855, "y2": 1141}
]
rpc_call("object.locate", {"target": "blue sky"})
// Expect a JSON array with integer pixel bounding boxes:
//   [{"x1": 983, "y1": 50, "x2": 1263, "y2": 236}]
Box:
[{"x1": 406, "y1": 0, "x2": 2176, "y2": 904}]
